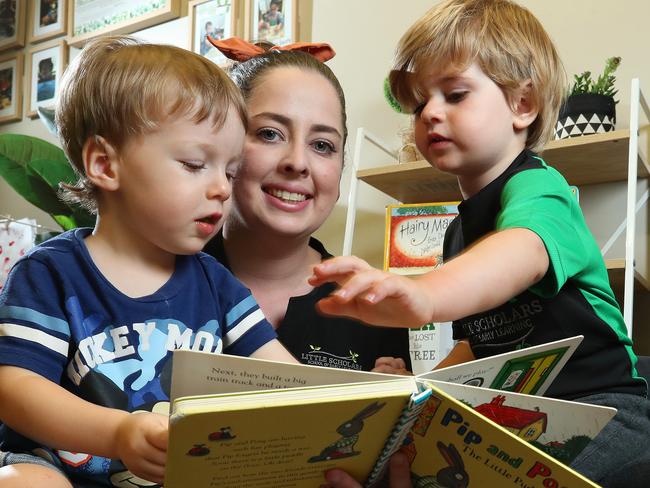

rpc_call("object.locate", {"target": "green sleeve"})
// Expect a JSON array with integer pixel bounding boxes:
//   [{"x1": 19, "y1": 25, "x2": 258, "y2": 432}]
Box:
[{"x1": 496, "y1": 166, "x2": 590, "y2": 297}]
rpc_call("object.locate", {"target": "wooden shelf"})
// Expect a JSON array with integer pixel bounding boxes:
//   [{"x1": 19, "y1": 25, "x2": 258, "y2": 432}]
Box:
[
  {"x1": 357, "y1": 129, "x2": 650, "y2": 203},
  {"x1": 606, "y1": 259, "x2": 650, "y2": 291}
]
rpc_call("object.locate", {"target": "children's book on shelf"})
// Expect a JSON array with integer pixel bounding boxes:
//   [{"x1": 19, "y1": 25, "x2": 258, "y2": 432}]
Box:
[
  {"x1": 165, "y1": 335, "x2": 610, "y2": 488},
  {"x1": 383, "y1": 201, "x2": 459, "y2": 276},
  {"x1": 383, "y1": 201, "x2": 460, "y2": 373}
]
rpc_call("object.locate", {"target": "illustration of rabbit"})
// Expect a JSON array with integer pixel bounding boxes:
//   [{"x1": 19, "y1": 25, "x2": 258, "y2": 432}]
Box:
[
  {"x1": 308, "y1": 401, "x2": 386, "y2": 462},
  {"x1": 412, "y1": 442, "x2": 469, "y2": 488}
]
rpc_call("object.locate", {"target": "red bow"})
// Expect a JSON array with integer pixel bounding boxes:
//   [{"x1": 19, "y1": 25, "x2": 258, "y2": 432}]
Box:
[{"x1": 207, "y1": 36, "x2": 335, "y2": 63}]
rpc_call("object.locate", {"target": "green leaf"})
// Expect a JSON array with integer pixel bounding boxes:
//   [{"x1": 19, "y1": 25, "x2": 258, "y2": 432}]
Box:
[{"x1": 0, "y1": 134, "x2": 94, "y2": 230}]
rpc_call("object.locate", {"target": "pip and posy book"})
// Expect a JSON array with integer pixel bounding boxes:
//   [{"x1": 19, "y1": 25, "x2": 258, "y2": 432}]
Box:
[{"x1": 165, "y1": 337, "x2": 605, "y2": 488}]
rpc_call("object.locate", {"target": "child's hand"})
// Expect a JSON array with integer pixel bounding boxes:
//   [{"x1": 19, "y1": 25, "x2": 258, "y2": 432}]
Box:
[
  {"x1": 310, "y1": 256, "x2": 434, "y2": 328},
  {"x1": 114, "y1": 412, "x2": 168, "y2": 484},
  {"x1": 372, "y1": 357, "x2": 412, "y2": 376}
]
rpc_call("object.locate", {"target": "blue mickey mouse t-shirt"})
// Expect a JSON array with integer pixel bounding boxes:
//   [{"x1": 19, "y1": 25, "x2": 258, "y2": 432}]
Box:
[{"x1": 0, "y1": 228, "x2": 276, "y2": 487}]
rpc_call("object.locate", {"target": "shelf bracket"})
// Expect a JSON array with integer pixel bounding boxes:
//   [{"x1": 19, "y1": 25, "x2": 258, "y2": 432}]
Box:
[
  {"x1": 342, "y1": 128, "x2": 397, "y2": 256},
  {"x1": 621, "y1": 78, "x2": 646, "y2": 336}
]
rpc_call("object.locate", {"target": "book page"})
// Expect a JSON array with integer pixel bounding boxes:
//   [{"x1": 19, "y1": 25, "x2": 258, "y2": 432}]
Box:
[
  {"x1": 428, "y1": 380, "x2": 615, "y2": 465},
  {"x1": 170, "y1": 351, "x2": 399, "y2": 402},
  {"x1": 406, "y1": 385, "x2": 601, "y2": 488},
  {"x1": 166, "y1": 386, "x2": 413, "y2": 488},
  {"x1": 418, "y1": 336, "x2": 583, "y2": 395}
]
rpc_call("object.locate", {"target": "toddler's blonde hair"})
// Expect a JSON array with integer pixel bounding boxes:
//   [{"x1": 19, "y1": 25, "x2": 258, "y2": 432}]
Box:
[
  {"x1": 389, "y1": 0, "x2": 566, "y2": 152},
  {"x1": 56, "y1": 35, "x2": 247, "y2": 211}
]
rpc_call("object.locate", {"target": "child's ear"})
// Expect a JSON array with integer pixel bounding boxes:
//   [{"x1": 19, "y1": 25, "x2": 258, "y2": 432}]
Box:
[
  {"x1": 512, "y1": 80, "x2": 539, "y2": 131},
  {"x1": 82, "y1": 135, "x2": 120, "y2": 191}
]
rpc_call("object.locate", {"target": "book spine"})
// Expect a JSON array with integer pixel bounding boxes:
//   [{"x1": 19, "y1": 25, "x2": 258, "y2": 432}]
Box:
[{"x1": 364, "y1": 388, "x2": 433, "y2": 487}]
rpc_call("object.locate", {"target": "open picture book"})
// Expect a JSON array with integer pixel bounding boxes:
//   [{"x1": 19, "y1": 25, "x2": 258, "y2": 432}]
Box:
[{"x1": 165, "y1": 336, "x2": 614, "y2": 487}]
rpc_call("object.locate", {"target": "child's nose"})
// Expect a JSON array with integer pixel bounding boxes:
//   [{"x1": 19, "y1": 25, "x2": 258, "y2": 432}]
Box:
[
  {"x1": 207, "y1": 172, "x2": 231, "y2": 201},
  {"x1": 419, "y1": 98, "x2": 444, "y2": 124}
]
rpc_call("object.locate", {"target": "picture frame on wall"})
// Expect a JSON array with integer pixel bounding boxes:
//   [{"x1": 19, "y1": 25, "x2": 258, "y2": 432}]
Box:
[
  {"x1": 250, "y1": 0, "x2": 296, "y2": 46},
  {"x1": 68, "y1": 0, "x2": 181, "y2": 47},
  {"x1": 0, "y1": 0, "x2": 26, "y2": 52},
  {"x1": 0, "y1": 52, "x2": 23, "y2": 124},
  {"x1": 28, "y1": 0, "x2": 67, "y2": 44},
  {"x1": 189, "y1": 0, "x2": 235, "y2": 67},
  {"x1": 25, "y1": 38, "x2": 66, "y2": 118}
]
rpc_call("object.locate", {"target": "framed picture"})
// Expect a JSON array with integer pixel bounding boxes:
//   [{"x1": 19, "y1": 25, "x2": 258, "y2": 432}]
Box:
[
  {"x1": 25, "y1": 38, "x2": 66, "y2": 118},
  {"x1": 0, "y1": 52, "x2": 22, "y2": 124},
  {"x1": 28, "y1": 0, "x2": 67, "y2": 44},
  {"x1": 68, "y1": 0, "x2": 181, "y2": 47},
  {"x1": 0, "y1": 0, "x2": 26, "y2": 52},
  {"x1": 250, "y1": 0, "x2": 296, "y2": 46},
  {"x1": 189, "y1": 0, "x2": 236, "y2": 66}
]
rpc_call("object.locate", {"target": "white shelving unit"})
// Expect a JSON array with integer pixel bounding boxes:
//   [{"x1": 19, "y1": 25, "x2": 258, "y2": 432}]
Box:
[{"x1": 344, "y1": 79, "x2": 649, "y2": 337}]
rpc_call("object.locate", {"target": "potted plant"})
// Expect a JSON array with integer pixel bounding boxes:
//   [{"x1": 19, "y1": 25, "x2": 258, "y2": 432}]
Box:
[
  {"x1": 0, "y1": 134, "x2": 94, "y2": 239},
  {"x1": 555, "y1": 57, "x2": 621, "y2": 139}
]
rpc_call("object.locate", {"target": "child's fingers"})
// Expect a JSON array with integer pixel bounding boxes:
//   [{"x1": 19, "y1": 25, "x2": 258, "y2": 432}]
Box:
[
  {"x1": 310, "y1": 256, "x2": 372, "y2": 284},
  {"x1": 316, "y1": 295, "x2": 361, "y2": 319},
  {"x1": 130, "y1": 458, "x2": 166, "y2": 485},
  {"x1": 146, "y1": 422, "x2": 169, "y2": 451},
  {"x1": 330, "y1": 269, "x2": 388, "y2": 302},
  {"x1": 142, "y1": 443, "x2": 167, "y2": 468}
]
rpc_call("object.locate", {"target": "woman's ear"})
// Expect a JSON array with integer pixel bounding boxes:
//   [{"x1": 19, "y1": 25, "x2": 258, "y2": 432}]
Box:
[
  {"x1": 82, "y1": 135, "x2": 120, "y2": 191},
  {"x1": 512, "y1": 80, "x2": 539, "y2": 131}
]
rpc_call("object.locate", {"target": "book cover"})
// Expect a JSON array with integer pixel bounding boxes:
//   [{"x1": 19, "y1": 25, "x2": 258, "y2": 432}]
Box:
[
  {"x1": 165, "y1": 379, "x2": 421, "y2": 487},
  {"x1": 383, "y1": 201, "x2": 460, "y2": 372},
  {"x1": 383, "y1": 201, "x2": 459, "y2": 276},
  {"x1": 428, "y1": 380, "x2": 615, "y2": 465},
  {"x1": 401, "y1": 384, "x2": 601, "y2": 488}
]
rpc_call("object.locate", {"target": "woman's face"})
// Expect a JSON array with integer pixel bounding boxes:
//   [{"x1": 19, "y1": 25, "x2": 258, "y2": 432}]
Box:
[{"x1": 230, "y1": 66, "x2": 345, "y2": 239}]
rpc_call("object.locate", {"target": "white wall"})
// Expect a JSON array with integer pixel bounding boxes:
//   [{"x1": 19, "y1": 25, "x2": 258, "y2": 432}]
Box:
[
  {"x1": 310, "y1": 0, "x2": 650, "y2": 279},
  {"x1": 2, "y1": 0, "x2": 649, "y2": 276}
]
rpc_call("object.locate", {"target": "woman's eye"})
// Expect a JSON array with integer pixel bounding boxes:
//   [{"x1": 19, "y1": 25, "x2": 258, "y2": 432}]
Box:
[
  {"x1": 446, "y1": 91, "x2": 468, "y2": 103},
  {"x1": 258, "y1": 128, "x2": 281, "y2": 142},
  {"x1": 179, "y1": 160, "x2": 206, "y2": 171},
  {"x1": 312, "y1": 140, "x2": 336, "y2": 155}
]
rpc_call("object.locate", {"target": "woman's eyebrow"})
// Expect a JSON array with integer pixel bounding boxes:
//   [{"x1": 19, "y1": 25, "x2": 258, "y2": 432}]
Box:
[
  {"x1": 250, "y1": 112, "x2": 291, "y2": 125},
  {"x1": 250, "y1": 112, "x2": 341, "y2": 139},
  {"x1": 311, "y1": 124, "x2": 342, "y2": 139}
]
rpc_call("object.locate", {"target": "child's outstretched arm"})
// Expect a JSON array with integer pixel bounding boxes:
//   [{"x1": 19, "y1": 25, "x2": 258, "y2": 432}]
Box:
[
  {"x1": 0, "y1": 365, "x2": 168, "y2": 484},
  {"x1": 250, "y1": 338, "x2": 301, "y2": 363},
  {"x1": 310, "y1": 228, "x2": 548, "y2": 328}
]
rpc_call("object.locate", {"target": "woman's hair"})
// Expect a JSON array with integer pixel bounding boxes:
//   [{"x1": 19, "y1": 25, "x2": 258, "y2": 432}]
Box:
[
  {"x1": 228, "y1": 49, "x2": 348, "y2": 147},
  {"x1": 389, "y1": 0, "x2": 566, "y2": 152},
  {"x1": 56, "y1": 35, "x2": 247, "y2": 212}
]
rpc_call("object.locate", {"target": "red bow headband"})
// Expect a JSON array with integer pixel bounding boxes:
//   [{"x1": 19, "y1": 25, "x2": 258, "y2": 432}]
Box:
[{"x1": 207, "y1": 36, "x2": 335, "y2": 63}]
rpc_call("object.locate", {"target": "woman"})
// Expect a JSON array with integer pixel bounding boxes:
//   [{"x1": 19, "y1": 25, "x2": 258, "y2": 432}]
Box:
[{"x1": 204, "y1": 38, "x2": 411, "y2": 373}]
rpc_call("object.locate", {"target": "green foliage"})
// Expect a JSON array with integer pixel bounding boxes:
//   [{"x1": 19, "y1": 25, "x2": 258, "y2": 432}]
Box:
[
  {"x1": 531, "y1": 435, "x2": 592, "y2": 464},
  {"x1": 570, "y1": 57, "x2": 622, "y2": 102},
  {"x1": 394, "y1": 205, "x2": 451, "y2": 216},
  {"x1": 383, "y1": 77, "x2": 404, "y2": 114},
  {"x1": 0, "y1": 134, "x2": 94, "y2": 231}
]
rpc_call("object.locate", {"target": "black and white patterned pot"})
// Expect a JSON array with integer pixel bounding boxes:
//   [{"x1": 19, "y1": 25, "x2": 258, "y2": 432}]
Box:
[{"x1": 554, "y1": 93, "x2": 616, "y2": 139}]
